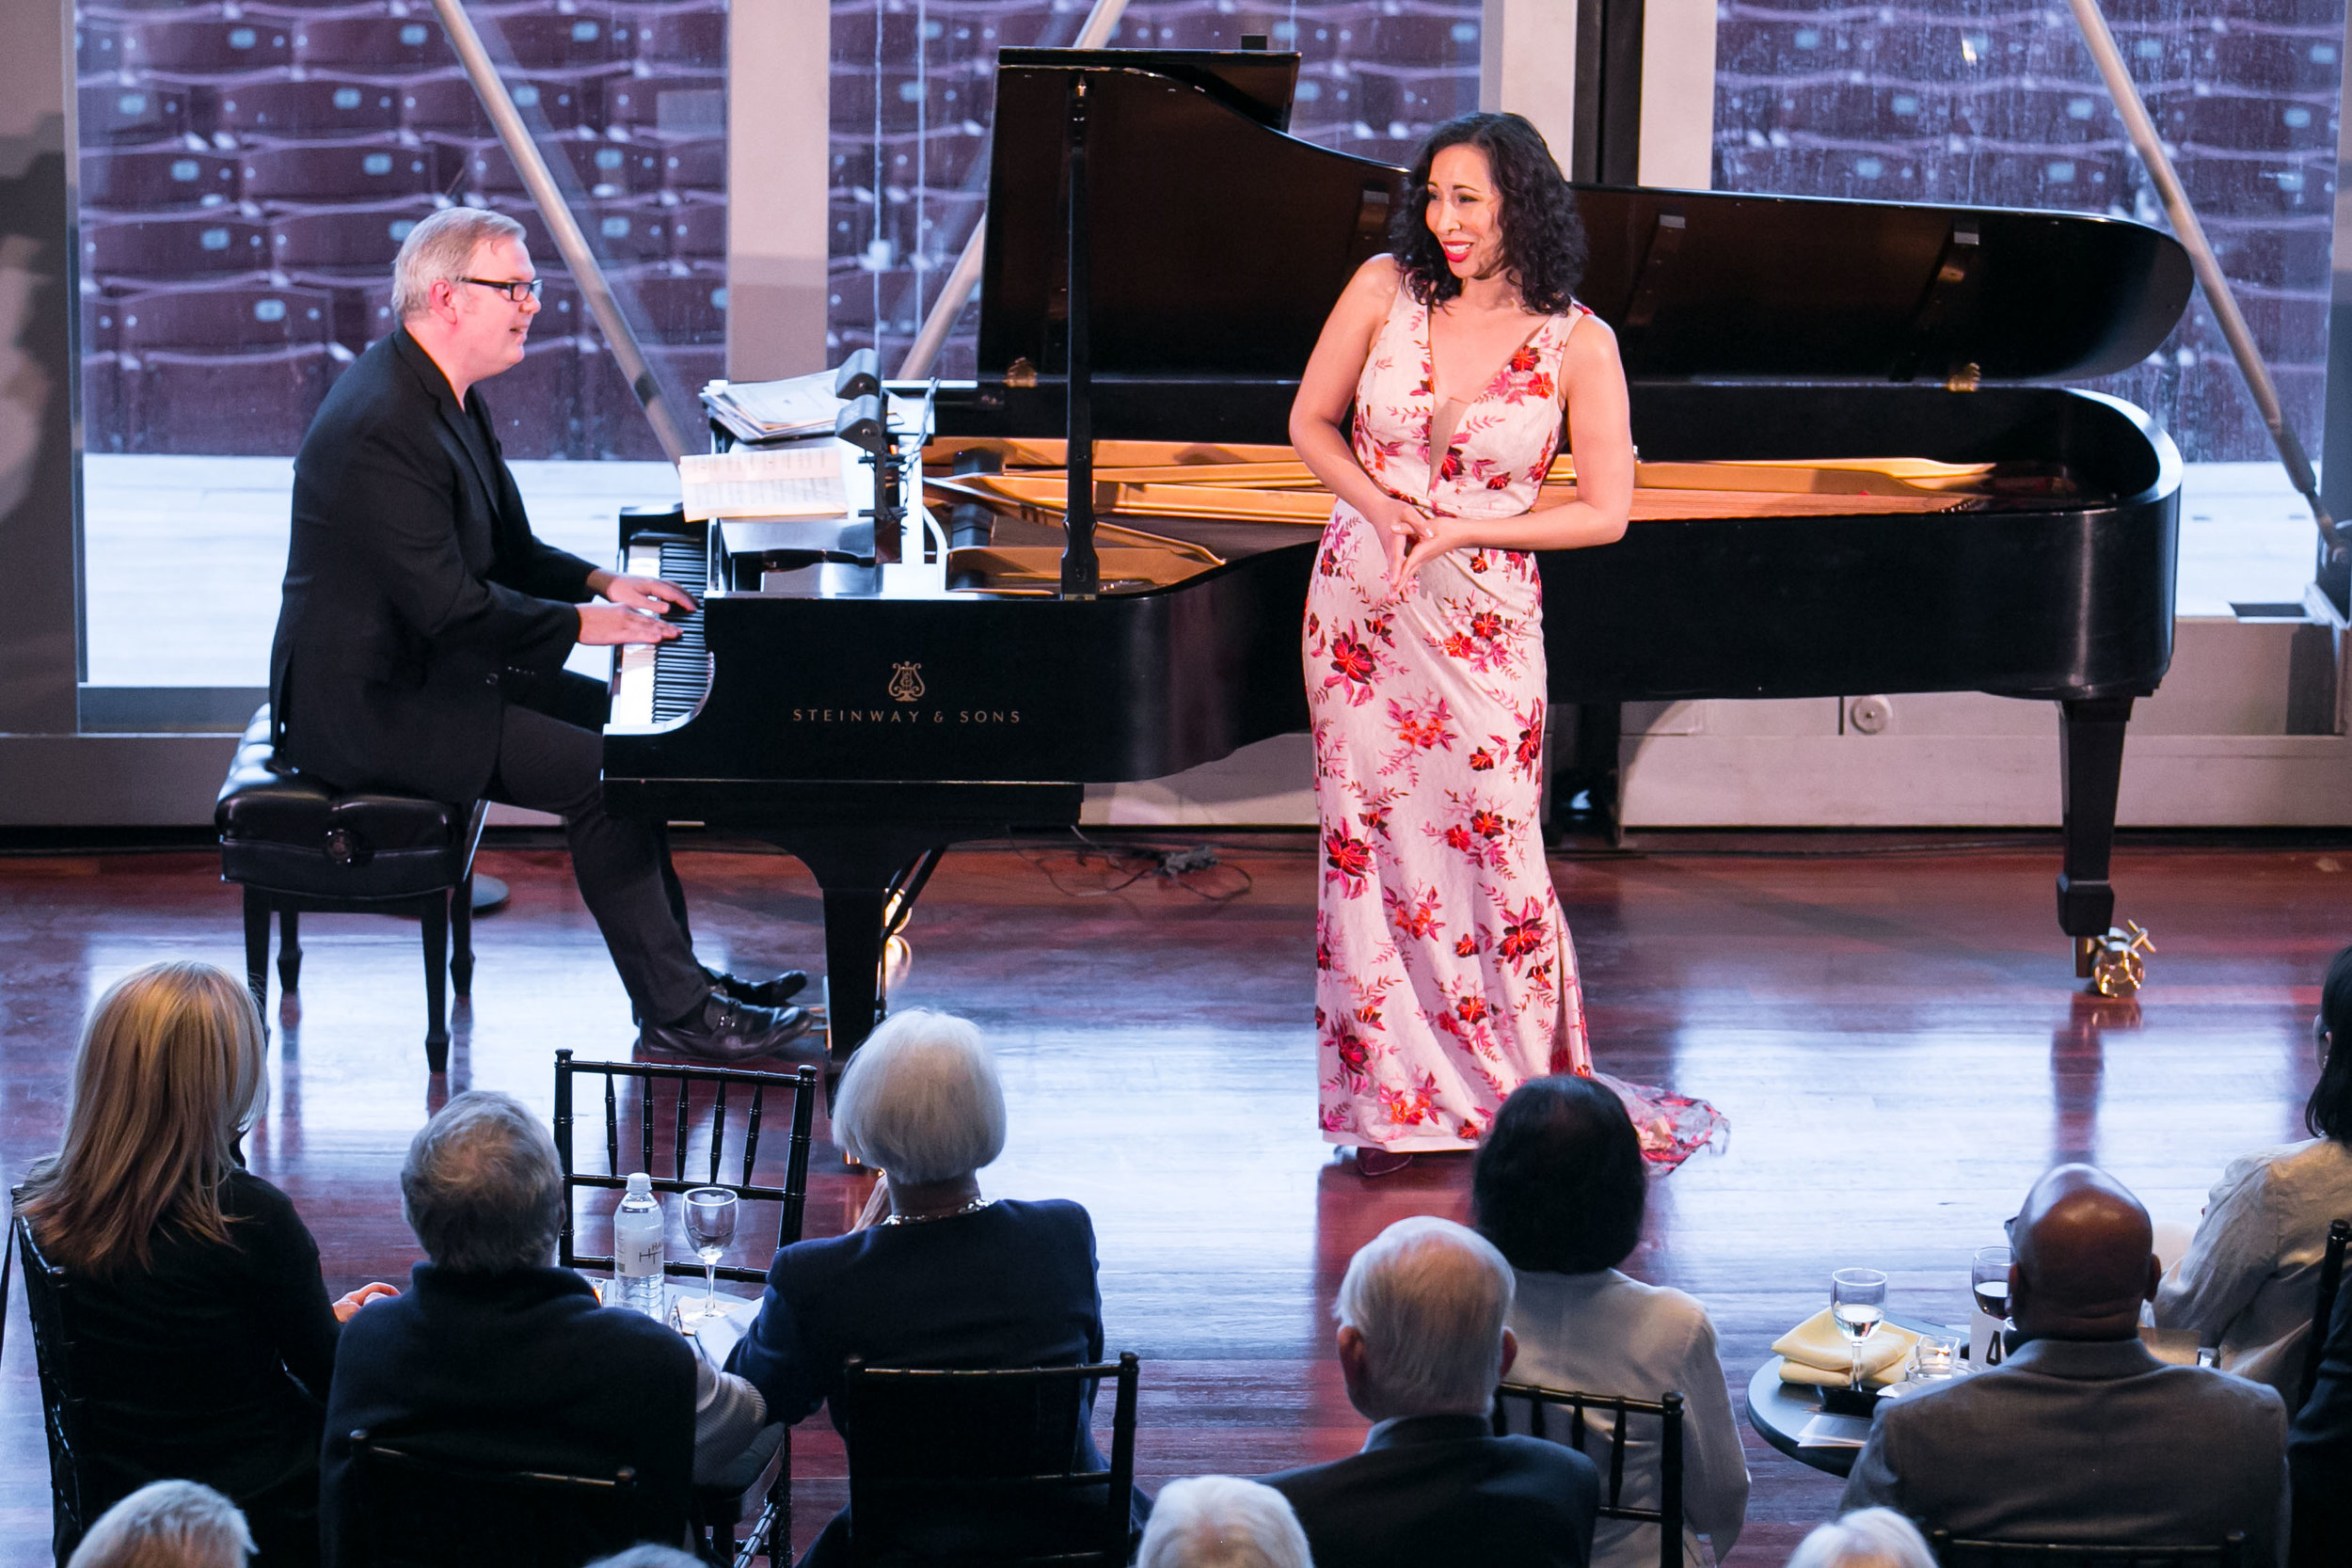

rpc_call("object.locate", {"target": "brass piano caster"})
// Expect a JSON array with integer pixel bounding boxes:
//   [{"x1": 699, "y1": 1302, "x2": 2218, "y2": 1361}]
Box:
[
  {"x1": 2075, "y1": 920, "x2": 2154, "y2": 999},
  {"x1": 882, "y1": 933, "x2": 913, "y2": 996}
]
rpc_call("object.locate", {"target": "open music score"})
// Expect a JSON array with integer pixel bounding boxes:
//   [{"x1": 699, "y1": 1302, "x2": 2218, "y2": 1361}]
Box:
[{"x1": 677, "y1": 446, "x2": 850, "y2": 522}]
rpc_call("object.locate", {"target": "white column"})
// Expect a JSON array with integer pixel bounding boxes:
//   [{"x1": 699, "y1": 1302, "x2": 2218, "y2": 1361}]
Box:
[
  {"x1": 1480, "y1": 0, "x2": 1580, "y2": 169},
  {"x1": 726, "y1": 0, "x2": 832, "y2": 379},
  {"x1": 1636, "y1": 0, "x2": 1716, "y2": 189}
]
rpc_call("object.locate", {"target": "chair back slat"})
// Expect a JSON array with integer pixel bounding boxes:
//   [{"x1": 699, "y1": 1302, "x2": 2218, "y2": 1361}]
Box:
[
  {"x1": 2296, "y1": 1217, "x2": 2351, "y2": 1413},
  {"x1": 1495, "y1": 1381, "x2": 1683, "y2": 1568},
  {"x1": 1929, "y1": 1528, "x2": 2246, "y2": 1568},
  {"x1": 12, "y1": 1209, "x2": 88, "y2": 1561},
  {"x1": 709, "y1": 1083, "x2": 729, "y2": 1186},
  {"x1": 838, "y1": 1354, "x2": 1141, "y2": 1568},
  {"x1": 553, "y1": 1056, "x2": 819, "y2": 1286},
  {"x1": 744, "y1": 1085, "x2": 768, "y2": 1181}
]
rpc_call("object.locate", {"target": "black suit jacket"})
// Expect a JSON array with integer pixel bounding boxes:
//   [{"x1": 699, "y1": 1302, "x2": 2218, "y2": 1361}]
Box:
[
  {"x1": 2291, "y1": 1281, "x2": 2352, "y2": 1565},
  {"x1": 1263, "y1": 1413, "x2": 1600, "y2": 1568},
  {"x1": 320, "y1": 1263, "x2": 696, "y2": 1568},
  {"x1": 270, "y1": 327, "x2": 596, "y2": 803}
]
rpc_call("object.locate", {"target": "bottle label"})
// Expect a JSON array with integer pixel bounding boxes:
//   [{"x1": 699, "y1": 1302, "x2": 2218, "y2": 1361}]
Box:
[{"x1": 615, "y1": 1217, "x2": 664, "y2": 1278}]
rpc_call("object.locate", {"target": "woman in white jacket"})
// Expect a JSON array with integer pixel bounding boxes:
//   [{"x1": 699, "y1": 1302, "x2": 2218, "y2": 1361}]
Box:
[
  {"x1": 2155, "y1": 942, "x2": 2352, "y2": 1405},
  {"x1": 1472, "y1": 1074, "x2": 1748, "y2": 1568}
]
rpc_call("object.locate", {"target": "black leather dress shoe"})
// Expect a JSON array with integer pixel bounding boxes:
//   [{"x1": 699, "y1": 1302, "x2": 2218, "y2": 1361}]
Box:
[
  {"x1": 703, "y1": 964, "x2": 811, "y2": 1008},
  {"x1": 640, "y1": 994, "x2": 818, "y2": 1065}
]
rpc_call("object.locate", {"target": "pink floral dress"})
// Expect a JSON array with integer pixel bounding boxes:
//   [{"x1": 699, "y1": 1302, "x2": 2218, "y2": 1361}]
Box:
[{"x1": 1304, "y1": 282, "x2": 1725, "y2": 1165}]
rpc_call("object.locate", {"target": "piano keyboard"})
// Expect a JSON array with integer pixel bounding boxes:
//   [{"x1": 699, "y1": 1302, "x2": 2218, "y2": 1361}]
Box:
[{"x1": 609, "y1": 535, "x2": 712, "y2": 730}]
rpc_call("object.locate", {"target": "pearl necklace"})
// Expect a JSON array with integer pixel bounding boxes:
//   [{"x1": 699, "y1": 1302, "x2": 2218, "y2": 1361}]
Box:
[{"x1": 881, "y1": 1196, "x2": 993, "y2": 1227}]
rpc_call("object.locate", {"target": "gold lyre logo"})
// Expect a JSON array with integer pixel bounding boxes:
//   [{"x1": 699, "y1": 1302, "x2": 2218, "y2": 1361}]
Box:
[{"x1": 887, "y1": 662, "x2": 925, "y2": 704}]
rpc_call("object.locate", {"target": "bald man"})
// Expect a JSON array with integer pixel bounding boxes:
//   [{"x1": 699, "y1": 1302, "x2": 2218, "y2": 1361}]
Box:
[{"x1": 1841, "y1": 1164, "x2": 2287, "y2": 1559}]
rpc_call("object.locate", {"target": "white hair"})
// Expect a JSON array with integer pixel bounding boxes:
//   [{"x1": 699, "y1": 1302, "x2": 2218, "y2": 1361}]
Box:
[
  {"x1": 1136, "y1": 1477, "x2": 1312, "y2": 1568},
  {"x1": 1336, "y1": 1215, "x2": 1515, "y2": 1416},
  {"x1": 831, "y1": 1009, "x2": 1006, "y2": 1184},
  {"x1": 1786, "y1": 1509, "x2": 1938, "y2": 1568},
  {"x1": 67, "y1": 1481, "x2": 253, "y2": 1568},
  {"x1": 392, "y1": 205, "x2": 527, "y2": 318},
  {"x1": 401, "y1": 1090, "x2": 565, "y2": 1274}
]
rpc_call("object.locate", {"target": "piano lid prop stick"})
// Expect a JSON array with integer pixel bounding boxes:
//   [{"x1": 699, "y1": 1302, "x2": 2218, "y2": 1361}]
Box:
[
  {"x1": 896, "y1": 0, "x2": 1138, "y2": 379},
  {"x1": 1062, "y1": 71, "x2": 1101, "y2": 599},
  {"x1": 2067, "y1": 0, "x2": 2343, "y2": 559},
  {"x1": 427, "y1": 0, "x2": 691, "y2": 467}
]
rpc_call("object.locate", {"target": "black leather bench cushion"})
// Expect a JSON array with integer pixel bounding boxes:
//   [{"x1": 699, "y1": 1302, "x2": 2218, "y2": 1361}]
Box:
[{"x1": 217, "y1": 705, "x2": 479, "y2": 900}]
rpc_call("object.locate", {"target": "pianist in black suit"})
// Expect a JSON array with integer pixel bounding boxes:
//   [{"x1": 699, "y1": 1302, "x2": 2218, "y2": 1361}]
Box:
[
  {"x1": 267, "y1": 207, "x2": 810, "y2": 1061},
  {"x1": 1262, "y1": 1216, "x2": 1600, "y2": 1568}
]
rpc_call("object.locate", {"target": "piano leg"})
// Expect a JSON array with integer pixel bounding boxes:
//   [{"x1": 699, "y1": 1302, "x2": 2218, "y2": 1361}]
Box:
[{"x1": 2057, "y1": 696, "x2": 2136, "y2": 971}]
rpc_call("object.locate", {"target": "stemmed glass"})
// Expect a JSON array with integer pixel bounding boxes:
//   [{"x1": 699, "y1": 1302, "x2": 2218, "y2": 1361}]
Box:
[
  {"x1": 1830, "y1": 1268, "x2": 1889, "y2": 1389},
  {"x1": 680, "y1": 1188, "x2": 739, "y2": 1324},
  {"x1": 1972, "y1": 1244, "x2": 2014, "y2": 1365}
]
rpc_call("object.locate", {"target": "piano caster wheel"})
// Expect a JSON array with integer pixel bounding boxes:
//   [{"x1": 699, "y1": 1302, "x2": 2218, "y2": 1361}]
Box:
[
  {"x1": 2081, "y1": 920, "x2": 2155, "y2": 999},
  {"x1": 882, "y1": 934, "x2": 913, "y2": 996}
]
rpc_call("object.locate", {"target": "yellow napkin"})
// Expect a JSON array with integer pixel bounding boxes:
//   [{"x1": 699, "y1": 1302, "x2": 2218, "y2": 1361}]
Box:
[{"x1": 1772, "y1": 1307, "x2": 1920, "y2": 1388}]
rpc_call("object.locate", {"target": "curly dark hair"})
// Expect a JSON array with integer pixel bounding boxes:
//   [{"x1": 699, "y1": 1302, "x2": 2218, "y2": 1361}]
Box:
[
  {"x1": 2309, "y1": 942, "x2": 2352, "y2": 1141},
  {"x1": 1471, "y1": 1075, "x2": 1645, "y2": 1275},
  {"x1": 1391, "y1": 112, "x2": 1588, "y2": 315}
]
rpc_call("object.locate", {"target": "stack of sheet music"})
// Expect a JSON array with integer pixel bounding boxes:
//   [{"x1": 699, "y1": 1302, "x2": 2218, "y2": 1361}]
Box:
[{"x1": 702, "y1": 371, "x2": 850, "y2": 446}]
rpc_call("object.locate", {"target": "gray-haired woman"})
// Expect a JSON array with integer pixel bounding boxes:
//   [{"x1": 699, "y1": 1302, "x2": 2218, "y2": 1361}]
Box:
[{"x1": 725, "y1": 1008, "x2": 1133, "y2": 1562}]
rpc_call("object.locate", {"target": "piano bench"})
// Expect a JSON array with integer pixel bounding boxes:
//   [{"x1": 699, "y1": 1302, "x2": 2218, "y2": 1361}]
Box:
[{"x1": 215, "y1": 705, "x2": 487, "y2": 1075}]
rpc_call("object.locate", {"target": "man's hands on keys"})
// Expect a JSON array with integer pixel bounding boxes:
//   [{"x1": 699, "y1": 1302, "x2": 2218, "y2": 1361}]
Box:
[{"x1": 579, "y1": 570, "x2": 698, "y2": 645}]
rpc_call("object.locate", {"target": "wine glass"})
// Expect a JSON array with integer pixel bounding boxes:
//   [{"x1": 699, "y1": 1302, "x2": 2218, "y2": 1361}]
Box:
[
  {"x1": 1972, "y1": 1244, "x2": 2014, "y2": 1365},
  {"x1": 1830, "y1": 1268, "x2": 1889, "y2": 1388},
  {"x1": 680, "y1": 1188, "x2": 739, "y2": 1323}
]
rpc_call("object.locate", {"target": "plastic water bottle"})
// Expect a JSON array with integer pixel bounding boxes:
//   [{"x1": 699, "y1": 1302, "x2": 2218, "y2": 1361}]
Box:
[{"x1": 612, "y1": 1172, "x2": 666, "y2": 1320}]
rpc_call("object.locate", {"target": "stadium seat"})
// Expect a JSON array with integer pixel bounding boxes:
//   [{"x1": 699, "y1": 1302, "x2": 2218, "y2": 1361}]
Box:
[
  {"x1": 455, "y1": 135, "x2": 664, "y2": 198},
  {"x1": 625, "y1": 265, "x2": 725, "y2": 343},
  {"x1": 635, "y1": 4, "x2": 725, "y2": 69},
  {"x1": 478, "y1": 7, "x2": 632, "y2": 71},
  {"x1": 80, "y1": 148, "x2": 240, "y2": 213},
  {"x1": 582, "y1": 337, "x2": 718, "y2": 458},
  {"x1": 669, "y1": 191, "x2": 723, "y2": 259},
  {"x1": 213, "y1": 75, "x2": 405, "y2": 139},
  {"x1": 268, "y1": 198, "x2": 443, "y2": 271},
  {"x1": 80, "y1": 293, "x2": 119, "y2": 356},
  {"x1": 479, "y1": 334, "x2": 584, "y2": 458},
  {"x1": 399, "y1": 69, "x2": 595, "y2": 134},
  {"x1": 118, "y1": 283, "x2": 337, "y2": 355},
  {"x1": 76, "y1": 16, "x2": 120, "y2": 74},
  {"x1": 83, "y1": 211, "x2": 271, "y2": 282},
  {"x1": 119, "y1": 13, "x2": 294, "y2": 73},
  {"x1": 83, "y1": 352, "x2": 125, "y2": 453},
  {"x1": 651, "y1": 133, "x2": 723, "y2": 193},
  {"x1": 77, "y1": 82, "x2": 194, "y2": 143},
  {"x1": 125, "y1": 341, "x2": 348, "y2": 456},
  {"x1": 292, "y1": 11, "x2": 456, "y2": 74},
  {"x1": 605, "y1": 72, "x2": 724, "y2": 131},
  {"x1": 239, "y1": 138, "x2": 441, "y2": 204}
]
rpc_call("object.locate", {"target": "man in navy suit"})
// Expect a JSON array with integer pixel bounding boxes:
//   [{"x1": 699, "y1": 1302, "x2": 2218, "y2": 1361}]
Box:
[
  {"x1": 1263, "y1": 1217, "x2": 1599, "y2": 1568},
  {"x1": 268, "y1": 207, "x2": 809, "y2": 1060}
]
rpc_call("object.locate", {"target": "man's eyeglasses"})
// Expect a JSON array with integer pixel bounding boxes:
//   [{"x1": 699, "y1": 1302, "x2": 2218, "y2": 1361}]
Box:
[{"x1": 458, "y1": 277, "x2": 543, "y2": 303}]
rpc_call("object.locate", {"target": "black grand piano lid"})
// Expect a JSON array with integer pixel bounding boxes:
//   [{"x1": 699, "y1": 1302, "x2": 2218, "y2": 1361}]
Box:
[{"x1": 978, "y1": 48, "x2": 2194, "y2": 388}]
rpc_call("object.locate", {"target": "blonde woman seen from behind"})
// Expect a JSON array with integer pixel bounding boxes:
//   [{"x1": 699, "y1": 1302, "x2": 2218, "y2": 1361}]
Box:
[
  {"x1": 1138, "y1": 1477, "x2": 1313, "y2": 1568},
  {"x1": 16, "y1": 962, "x2": 398, "y2": 1566},
  {"x1": 1786, "y1": 1509, "x2": 1936, "y2": 1568}
]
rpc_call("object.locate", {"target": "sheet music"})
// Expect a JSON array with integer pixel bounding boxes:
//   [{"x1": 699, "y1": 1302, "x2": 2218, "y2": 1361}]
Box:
[
  {"x1": 677, "y1": 447, "x2": 849, "y2": 521},
  {"x1": 710, "y1": 371, "x2": 844, "y2": 437}
]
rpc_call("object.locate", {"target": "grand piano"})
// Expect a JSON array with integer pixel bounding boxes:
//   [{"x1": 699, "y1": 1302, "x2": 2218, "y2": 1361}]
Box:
[{"x1": 602, "y1": 46, "x2": 2193, "y2": 1054}]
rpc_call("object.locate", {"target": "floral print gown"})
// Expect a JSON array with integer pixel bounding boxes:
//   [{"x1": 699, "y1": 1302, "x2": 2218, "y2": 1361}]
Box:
[{"x1": 1304, "y1": 284, "x2": 1725, "y2": 1165}]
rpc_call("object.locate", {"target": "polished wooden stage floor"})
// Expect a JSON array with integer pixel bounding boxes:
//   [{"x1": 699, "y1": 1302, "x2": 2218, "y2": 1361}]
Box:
[{"x1": 1, "y1": 832, "x2": 2340, "y2": 1563}]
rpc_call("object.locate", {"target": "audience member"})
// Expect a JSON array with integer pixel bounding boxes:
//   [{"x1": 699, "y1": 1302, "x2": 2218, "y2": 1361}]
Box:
[
  {"x1": 1784, "y1": 1508, "x2": 1935, "y2": 1568},
  {"x1": 1136, "y1": 1477, "x2": 1313, "y2": 1568},
  {"x1": 723, "y1": 1009, "x2": 1136, "y2": 1564},
  {"x1": 65, "y1": 1481, "x2": 253, "y2": 1568},
  {"x1": 2154, "y1": 942, "x2": 2352, "y2": 1404},
  {"x1": 2288, "y1": 1279, "x2": 2352, "y2": 1566},
  {"x1": 320, "y1": 1091, "x2": 767, "y2": 1565},
  {"x1": 581, "y1": 1551, "x2": 707, "y2": 1568},
  {"x1": 16, "y1": 961, "x2": 397, "y2": 1566},
  {"x1": 1473, "y1": 1075, "x2": 1749, "y2": 1568},
  {"x1": 1262, "y1": 1216, "x2": 1599, "y2": 1568},
  {"x1": 1841, "y1": 1164, "x2": 2287, "y2": 1556}
]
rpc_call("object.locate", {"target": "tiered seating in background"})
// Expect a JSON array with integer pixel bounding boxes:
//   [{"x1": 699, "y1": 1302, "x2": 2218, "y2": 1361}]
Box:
[{"x1": 76, "y1": 0, "x2": 729, "y2": 459}]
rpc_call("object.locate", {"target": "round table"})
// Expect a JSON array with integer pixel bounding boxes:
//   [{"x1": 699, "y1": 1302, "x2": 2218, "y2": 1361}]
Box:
[{"x1": 1744, "y1": 1317, "x2": 1956, "y2": 1479}]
